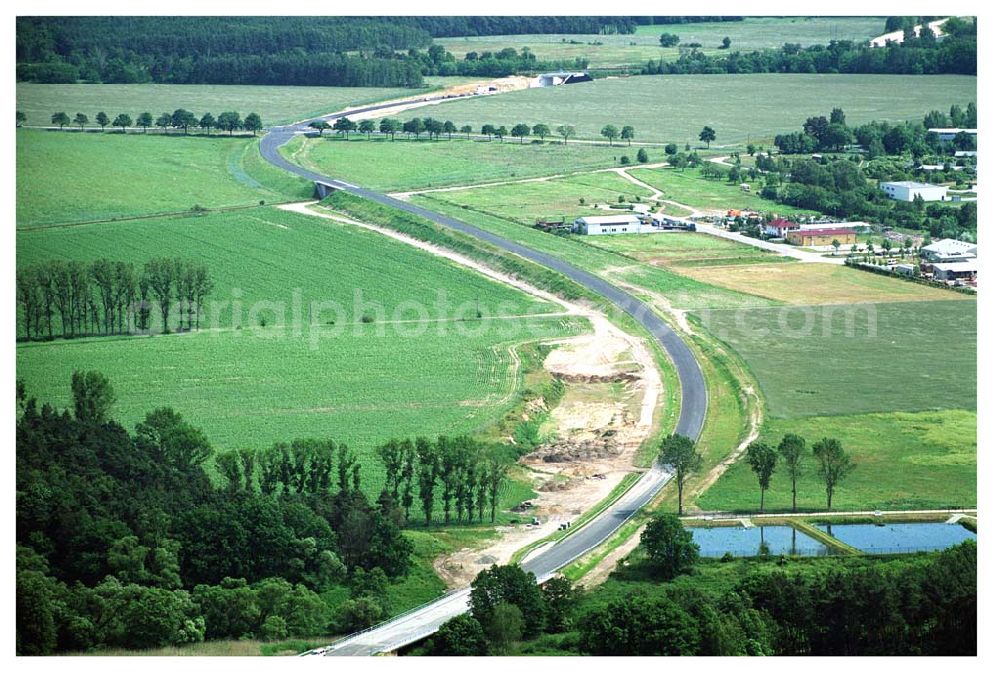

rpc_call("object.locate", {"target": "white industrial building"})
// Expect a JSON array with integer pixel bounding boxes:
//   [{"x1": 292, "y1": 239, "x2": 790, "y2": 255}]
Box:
[
  {"x1": 533, "y1": 71, "x2": 592, "y2": 87},
  {"x1": 879, "y1": 181, "x2": 949, "y2": 202},
  {"x1": 920, "y1": 238, "x2": 978, "y2": 262},
  {"x1": 931, "y1": 261, "x2": 977, "y2": 282},
  {"x1": 573, "y1": 215, "x2": 641, "y2": 235}
]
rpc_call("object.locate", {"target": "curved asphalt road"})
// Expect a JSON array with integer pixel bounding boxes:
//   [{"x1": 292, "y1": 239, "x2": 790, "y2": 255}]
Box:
[{"x1": 259, "y1": 108, "x2": 707, "y2": 655}]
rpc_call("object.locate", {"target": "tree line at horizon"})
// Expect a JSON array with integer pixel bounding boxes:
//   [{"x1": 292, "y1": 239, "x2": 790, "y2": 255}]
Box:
[
  {"x1": 15, "y1": 16, "x2": 734, "y2": 86},
  {"x1": 16, "y1": 257, "x2": 213, "y2": 342},
  {"x1": 641, "y1": 17, "x2": 976, "y2": 77},
  {"x1": 29, "y1": 108, "x2": 263, "y2": 135}
]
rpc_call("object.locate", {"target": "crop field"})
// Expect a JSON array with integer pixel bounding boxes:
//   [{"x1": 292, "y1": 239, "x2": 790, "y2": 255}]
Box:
[
  {"x1": 407, "y1": 170, "x2": 652, "y2": 224},
  {"x1": 428, "y1": 74, "x2": 977, "y2": 145},
  {"x1": 628, "y1": 167, "x2": 819, "y2": 216},
  {"x1": 17, "y1": 207, "x2": 560, "y2": 330},
  {"x1": 411, "y1": 193, "x2": 777, "y2": 311},
  {"x1": 15, "y1": 81, "x2": 448, "y2": 127},
  {"x1": 18, "y1": 206, "x2": 583, "y2": 505},
  {"x1": 682, "y1": 262, "x2": 963, "y2": 305},
  {"x1": 17, "y1": 313, "x2": 587, "y2": 495},
  {"x1": 435, "y1": 17, "x2": 887, "y2": 69},
  {"x1": 696, "y1": 409, "x2": 977, "y2": 512},
  {"x1": 283, "y1": 135, "x2": 634, "y2": 192},
  {"x1": 582, "y1": 231, "x2": 794, "y2": 268},
  {"x1": 691, "y1": 300, "x2": 977, "y2": 418},
  {"x1": 17, "y1": 129, "x2": 311, "y2": 226}
]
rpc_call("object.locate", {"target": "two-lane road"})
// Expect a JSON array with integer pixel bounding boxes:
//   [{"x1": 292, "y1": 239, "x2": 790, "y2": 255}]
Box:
[{"x1": 258, "y1": 114, "x2": 708, "y2": 655}]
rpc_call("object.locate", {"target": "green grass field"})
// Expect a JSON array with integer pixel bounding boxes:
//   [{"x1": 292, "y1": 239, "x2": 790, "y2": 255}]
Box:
[
  {"x1": 17, "y1": 206, "x2": 583, "y2": 502},
  {"x1": 404, "y1": 169, "x2": 652, "y2": 224},
  {"x1": 691, "y1": 300, "x2": 977, "y2": 418},
  {"x1": 411, "y1": 193, "x2": 776, "y2": 311},
  {"x1": 697, "y1": 409, "x2": 977, "y2": 512},
  {"x1": 582, "y1": 231, "x2": 793, "y2": 267},
  {"x1": 283, "y1": 135, "x2": 635, "y2": 192},
  {"x1": 17, "y1": 207, "x2": 560, "y2": 332},
  {"x1": 435, "y1": 17, "x2": 887, "y2": 69},
  {"x1": 629, "y1": 167, "x2": 819, "y2": 216},
  {"x1": 17, "y1": 129, "x2": 311, "y2": 226},
  {"x1": 17, "y1": 315, "x2": 584, "y2": 497},
  {"x1": 427, "y1": 74, "x2": 977, "y2": 145},
  {"x1": 15, "y1": 82, "x2": 448, "y2": 127}
]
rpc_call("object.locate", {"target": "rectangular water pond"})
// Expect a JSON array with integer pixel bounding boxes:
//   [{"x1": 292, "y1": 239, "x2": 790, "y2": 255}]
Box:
[
  {"x1": 822, "y1": 522, "x2": 976, "y2": 554},
  {"x1": 688, "y1": 525, "x2": 830, "y2": 558}
]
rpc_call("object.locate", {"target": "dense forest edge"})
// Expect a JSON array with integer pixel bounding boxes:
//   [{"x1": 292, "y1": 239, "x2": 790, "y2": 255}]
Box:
[{"x1": 16, "y1": 16, "x2": 975, "y2": 87}]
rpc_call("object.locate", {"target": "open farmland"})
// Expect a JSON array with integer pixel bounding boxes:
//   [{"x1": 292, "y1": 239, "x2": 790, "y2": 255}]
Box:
[
  {"x1": 17, "y1": 129, "x2": 310, "y2": 226},
  {"x1": 17, "y1": 207, "x2": 560, "y2": 330},
  {"x1": 428, "y1": 74, "x2": 977, "y2": 145},
  {"x1": 696, "y1": 409, "x2": 977, "y2": 512},
  {"x1": 628, "y1": 167, "x2": 819, "y2": 216},
  {"x1": 681, "y1": 262, "x2": 963, "y2": 304},
  {"x1": 691, "y1": 300, "x2": 976, "y2": 418},
  {"x1": 406, "y1": 170, "x2": 652, "y2": 224},
  {"x1": 15, "y1": 81, "x2": 452, "y2": 127},
  {"x1": 582, "y1": 231, "x2": 794, "y2": 268},
  {"x1": 17, "y1": 206, "x2": 581, "y2": 505},
  {"x1": 411, "y1": 192, "x2": 776, "y2": 311},
  {"x1": 435, "y1": 17, "x2": 887, "y2": 69},
  {"x1": 17, "y1": 313, "x2": 587, "y2": 501},
  {"x1": 283, "y1": 135, "x2": 630, "y2": 192}
]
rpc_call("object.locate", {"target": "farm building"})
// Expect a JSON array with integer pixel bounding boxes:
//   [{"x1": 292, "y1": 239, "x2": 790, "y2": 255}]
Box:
[
  {"x1": 786, "y1": 228, "x2": 857, "y2": 247},
  {"x1": 954, "y1": 150, "x2": 978, "y2": 158},
  {"x1": 927, "y1": 128, "x2": 977, "y2": 142},
  {"x1": 533, "y1": 72, "x2": 592, "y2": 87},
  {"x1": 573, "y1": 215, "x2": 641, "y2": 235},
  {"x1": 931, "y1": 261, "x2": 977, "y2": 282},
  {"x1": 800, "y1": 221, "x2": 867, "y2": 232},
  {"x1": 879, "y1": 181, "x2": 949, "y2": 202},
  {"x1": 920, "y1": 238, "x2": 978, "y2": 262},
  {"x1": 763, "y1": 219, "x2": 798, "y2": 238}
]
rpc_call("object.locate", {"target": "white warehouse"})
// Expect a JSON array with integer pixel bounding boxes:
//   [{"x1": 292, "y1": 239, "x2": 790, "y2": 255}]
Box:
[
  {"x1": 573, "y1": 215, "x2": 641, "y2": 235},
  {"x1": 879, "y1": 181, "x2": 949, "y2": 202}
]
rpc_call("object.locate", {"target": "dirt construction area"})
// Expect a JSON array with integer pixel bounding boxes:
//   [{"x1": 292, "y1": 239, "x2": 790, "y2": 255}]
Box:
[{"x1": 434, "y1": 318, "x2": 663, "y2": 588}]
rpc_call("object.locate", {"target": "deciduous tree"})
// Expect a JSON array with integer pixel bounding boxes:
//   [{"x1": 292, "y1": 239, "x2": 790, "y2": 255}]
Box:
[{"x1": 658, "y1": 434, "x2": 702, "y2": 515}]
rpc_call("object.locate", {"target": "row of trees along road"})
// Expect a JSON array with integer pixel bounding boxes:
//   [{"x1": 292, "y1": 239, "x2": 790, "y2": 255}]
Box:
[
  {"x1": 17, "y1": 257, "x2": 213, "y2": 341},
  {"x1": 40, "y1": 109, "x2": 263, "y2": 135},
  {"x1": 657, "y1": 432, "x2": 855, "y2": 514},
  {"x1": 308, "y1": 115, "x2": 639, "y2": 146}
]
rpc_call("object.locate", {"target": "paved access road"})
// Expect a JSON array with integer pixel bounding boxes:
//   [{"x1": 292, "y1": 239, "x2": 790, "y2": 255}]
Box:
[{"x1": 259, "y1": 111, "x2": 708, "y2": 656}]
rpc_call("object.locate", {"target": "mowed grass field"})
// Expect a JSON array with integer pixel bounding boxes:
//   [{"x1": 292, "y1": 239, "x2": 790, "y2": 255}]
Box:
[
  {"x1": 629, "y1": 167, "x2": 819, "y2": 216},
  {"x1": 428, "y1": 74, "x2": 977, "y2": 145},
  {"x1": 681, "y1": 262, "x2": 963, "y2": 305},
  {"x1": 412, "y1": 193, "x2": 776, "y2": 311},
  {"x1": 17, "y1": 129, "x2": 311, "y2": 226},
  {"x1": 16, "y1": 82, "x2": 443, "y2": 127},
  {"x1": 696, "y1": 409, "x2": 977, "y2": 512},
  {"x1": 435, "y1": 17, "x2": 887, "y2": 69},
  {"x1": 410, "y1": 170, "x2": 652, "y2": 224},
  {"x1": 283, "y1": 135, "x2": 632, "y2": 192},
  {"x1": 582, "y1": 231, "x2": 794, "y2": 268},
  {"x1": 691, "y1": 300, "x2": 977, "y2": 418}
]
